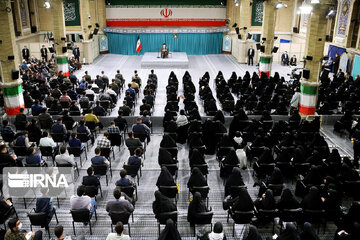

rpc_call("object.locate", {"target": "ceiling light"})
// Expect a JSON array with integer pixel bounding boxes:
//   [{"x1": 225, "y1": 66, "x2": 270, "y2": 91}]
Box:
[
  {"x1": 44, "y1": 1, "x2": 50, "y2": 8},
  {"x1": 299, "y1": 6, "x2": 313, "y2": 14},
  {"x1": 311, "y1": 0, "x2": 320, "y2": 3}
]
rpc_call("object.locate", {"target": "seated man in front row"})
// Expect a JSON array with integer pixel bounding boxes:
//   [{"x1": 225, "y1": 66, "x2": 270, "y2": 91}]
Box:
[{"x1": 161, "y1": 43, "x2": 168, "y2": 58}]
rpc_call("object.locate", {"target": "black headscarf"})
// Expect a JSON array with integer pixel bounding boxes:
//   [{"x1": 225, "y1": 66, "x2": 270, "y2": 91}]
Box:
[
  {"x1": 257, "y1": 189, "x2": 276, "y2": 210},
  {"x1": 218, "y1": 134, "x2": 233, "y2": 147},
  {"x1": 225, "y1": 167, "x2": 244, "y2": 188},
  {"x1": 267, "y1": 167, "x2": 284, "y2": 184},
  {"x1": 223, "y1": 149, "x2": 240, "y2": 165},
  {"x1": 301, "y1": 186, "x2": 322, "y2": 210},
  {"x1": 276, "y1": 147, "x2": 292, "y2": 163},
  {"x1": 257, "y1": 147, "x2": 274, "y2": 164},
  {"x1": 213, "y1": 110, "x2": 225, "y2": 124},
  {"x1": 160, "y1": 134, "x2": 177, "y2": 148},
  {"x1": 189, "y1": 135, "x2": 204, "y2": 148},
  {"x1": 158, "y1": 219, "x2": 181, "y2": 240},
  {"x1": 245, "y1": 225, "x2": 262, "y2": 240},
  {"x1": 299, "y1": 222, "x2": 319, "y2": 240},
  {"x1": 292, "y1": 146, "x2": 306, "y2": 164},
  {"x1": 277, "y1": 188, "x2": 300, "y2": 210},
  {"x1": 232, "y1": 188, "x2": 254, "y2": 211},
  {"x1": 156, "y1": 166, "x2": 176, "y2": 187},
  {"x1": 326, "y1": 149, "x2": 341, "y2": 164},
  {"x1": 303, "y1": 166, "x2": 323, "y2": 186},
  {"x1": 187, "y1": 192, "x2": 207, "y2": 223},
  {"x1": 153, "y1": 190, "x2": 177, "y2": 218},
  {"x1": 277, "y1": 223, "x2": 300, "y2": 240},
  {"x1": 187, "y1": 167, "x2": 207, "y2": 188},
  {"x1": 158, "y1": 148, "x2": 176, "y2": 165},
  {"x1": 189, "y1": 149, "x2": 206, "y2": 167}
]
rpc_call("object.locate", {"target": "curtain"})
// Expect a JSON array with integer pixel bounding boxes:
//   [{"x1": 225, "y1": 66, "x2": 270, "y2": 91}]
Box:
[{"x1": 107, "y1": 32, "x2": 223, "y2": 55}]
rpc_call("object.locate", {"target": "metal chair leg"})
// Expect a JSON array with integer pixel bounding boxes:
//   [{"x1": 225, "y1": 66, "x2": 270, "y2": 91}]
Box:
[
  {"x1": 89, "y1": 221, "x2": 92, "y2": 235},
  {"x1": 128, "y1": 223, "x2": 131, "y2": 237},
  {"x1": 111, "y1": 224, "x2": 113, "y2": 232},
  {"x1": 73, "y1": 222, "x2": 76, "y2": 236}
]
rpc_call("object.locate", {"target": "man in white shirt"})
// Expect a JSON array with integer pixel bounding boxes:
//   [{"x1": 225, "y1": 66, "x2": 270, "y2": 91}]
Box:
[
  {"x1": 85, "y1": 85, "x2": 95, "y2": 95},
  {"x1": 39, "y1": 131, "x2": 56, "y2": 148},
  {"x1": 106, "y1": 86, "x2": 116, "y2": 96},
  {"x1": 106, "y1": 222, "x2": 130, "y2": 240},
  {"x1": 70, "y1": 185, "x2": 97, "y2": 217}
]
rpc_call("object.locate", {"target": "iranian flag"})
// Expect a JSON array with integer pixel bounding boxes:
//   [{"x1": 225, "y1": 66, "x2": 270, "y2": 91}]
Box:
[{"x1": 136, "y1": 36, "x2": 142, "y2": 53}]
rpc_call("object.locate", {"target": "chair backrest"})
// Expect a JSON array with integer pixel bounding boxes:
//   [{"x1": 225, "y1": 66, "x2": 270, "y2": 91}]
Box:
[
  {"x1": 28, "y1": 212, "x2": 48, "y2": 226},
  {"x1": 258, "y1": 209, "x2": 279, "y2": 219},
  {"x1": 160, "y1": 147, "x2": 178, "y2": 159},
  {"x1": 120, "y1": 186, "x2": 135, "y2": 198},
  {"x1": 67, "y1": 147, "x2": 81, "y2": 156},
  {"x1": 85, "y1": 185, "x2": 98, "y2": 198},
  {"x1": 194, "y1": 211, "x2": 213, "y2": 224},
  {"x1": 51, "y1": 133, "x2": 65, "y2": 143},
  {"x1": 63, "y1": 121, "x2": 74, "y2": 130},
  {"x1": 86, "y1": 94, "x2": 95, "y2": 101},
  {"x1": 85, "y1": 121, "x2": 96, "y2": 131},
  {"x1": 281, "y1": 208, "x2": 303, "y2": 222},
  {"x1": 123, "y1": 164, "x2": 140, "y2": 177},
  {"x1": 303, "y1": 209, "x2": 325, "y2": 223},
  {"x1": 157, "y1": 211, "x2": 178, "y2": 224},
  {"x1": 232, "y1": 210, "x2": 254, "y2": 224},
  {"x1": 159, "y1": 185, "x2": 178, "y2": 198},
  {"x1": 109, "y1": 134, "x2": 122, "y2": 146},
  {"x1": 15, "y1": 121, "x2": 28, "y2": 131},
  {"x1": 40, "y1": 146, "x2": 53, "y2": 157},
  {"x1": 77, "y1": 133, "x2": 89, "y2": 142},
  {"x1": 60, "y1": 101, "x2": 70, "y2": 108},
  {"x1": 191, "y1": 164, "x2": 208, "y2": 175},
  {"x1": 71, "y1": 209, "x2": 91, "y2": 222},
  {"x1": 100, "y1": 148, "x2": 111, "y2": 158},
  {"x1": 230, "y1": 185, "x2": 247, "y2": 198},
  {"x1": 70, "y1": 111, "x2": 81, "y2": 116},
  {"x1": 268, "y1": 184, "x2": 284, "y2": 197},
  {"x1": 1, "y1": 132, "x2": 14, "y2": 142},
  {"x1": 92, "y1": 164, "x2": 108, "y2": 176},
  {"x1": 191, "y1": 186, "x2": 210, "y2": 198},
  {"x1": 13, "y1": 146, "x2": 28, "y2": 156},
  {"x1": 109, "y1": 211, "x2": 131, "y2": 225},
  {"x1": 133, "y1": 133, "x2": 147, "y2": 142}
]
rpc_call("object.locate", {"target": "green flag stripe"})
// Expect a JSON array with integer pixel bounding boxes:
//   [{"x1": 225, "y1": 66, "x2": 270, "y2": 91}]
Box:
[
  {"x1": 260, "y1": 57, "x2": 271, "y2": 64},
  {"x1": 56, "y1": 57, "x2": 68, "y2": 64},
  {"x1": 3, "y1": 85, "x2": 23, "y2": 97},
  {"x1": 301, "y1": 84, "x2": 317, "y2": 95}
]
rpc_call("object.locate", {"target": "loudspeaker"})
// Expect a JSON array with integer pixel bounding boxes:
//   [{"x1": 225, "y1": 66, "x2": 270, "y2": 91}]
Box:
[
  {"x1": 232, "y1": 23, "x2": 238, "y2": 28},
  {"x1": 303, "y1": 69, "x2": 310, "y2": 79},
  {"x1": 93, "y1": 28, "x2": 99, "y2": 35},
  {"x1": 293, "y1": 27, "x2": 299, "y2": 33},
  {"x1": 12, "y1": 70, "x2": 19, "y2": 80},
  {"x1": 88, "y1": 25, "x2": 92, "y2": 29},
  {"x1": 95, "y1": 23, "x2": 100, "y2": 28},
  {"x1": 31, "y1": 26, "x2": 37, "y2": 33},
  {"x1": 89, "y1": 33, "x2": 93, "y2": 39},
  {"x1": 306, "y1": 56, "x2": 313, "y2": 61},
  {"x1": 49, "y1": 37, "x2": 54, "y2": 41},
  {"x1": 71, "y1": 34, "x2": 76, "y2": 42},
  {"x1": 238, "y1": 34, "x2": 242, "y2": 39},
  {"x1": 247, "y1": 33, "x2": 252, "y2": 40},
  {"x1": 326, "y1": 35, "x2": 332, "y2": 41},
  {"x1": 62, "y1": 46, "x2": 67, "y2": 53},
  {"x1": 15, "y1": 31, "x2": 21, "y2": 36},
  {"x1": 8, "y1": 56, "x2": 14, "y2": 60},
  {"x1": 262, "y1": 37, "x2": 267, "y2": 41},
  {"x1": 260, "y1": 46, "x2": 265, "y2": 53},
  {"x1": 67, "y1": 43, "x2": 73, "y2": 49},
  {"x1": 79, "y1": 35, "x2": 84, "y2": 40},
  {"x1": 272, "y1": 47, "x2": 279, "y2": 53},
  {"x1": 256, "y1": 43, "x2": 261, "y2": 50},
  {"x1": 48, "y1": 47, "x2": 55, "y2": 53},
  {"x1": 61, "y1": 37, "x2": 66, "y2": 41},
  {"x1": 235, "y1": 27, "x2": 240, "y2": 34}
]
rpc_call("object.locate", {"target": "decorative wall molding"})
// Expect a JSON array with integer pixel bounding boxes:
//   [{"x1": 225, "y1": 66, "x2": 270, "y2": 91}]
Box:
[{"x1": 103, "y1": 27, "x2": 230, "y2": 34}]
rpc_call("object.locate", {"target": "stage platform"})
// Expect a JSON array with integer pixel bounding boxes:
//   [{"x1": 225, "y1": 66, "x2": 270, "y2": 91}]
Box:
[{"x1": 141, "y1": 52, "x2": 189, "y2": 69}]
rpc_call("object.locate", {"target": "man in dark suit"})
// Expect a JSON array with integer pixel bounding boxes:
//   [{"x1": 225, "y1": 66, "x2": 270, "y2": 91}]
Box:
[
  {"x1": 35, "y1": 188, "x2": 56, "y2": 225},
  {"x1": 281, "y1": 51, "x2": 289, "y2": 65},
  {"x1": 73, "y1": 45, "x2": 80, "y2": 62},
  {"x1": 82, "y1": 167, "x2": 100, "y2": 187},
  {"x1": 22, "y1": 46, "x2": 30, "y2": 61},
  {"x1": 333, "y1": 53, "x2": 340, "y2": 73},
  {"x1": 40, "y1": 45, "x2": 48, "y2": 62},
  {"x1": 290, "y1": 55, "x2": 297, "y2": 66},
  {"x1": 248, "y1": 46, "x2": 255, "y2": 66},
  {"x1": 125, "y1": 131, "x2": 143, "y2": 153}
]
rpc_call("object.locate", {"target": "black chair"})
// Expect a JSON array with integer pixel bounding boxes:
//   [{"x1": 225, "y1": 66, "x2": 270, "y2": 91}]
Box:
[
  {"x1": 85, "y1": 121, "x2": 98, "y2": 137},
  {"x1": 302, "y1": 209, "x2": 325, "y2": 233},
  {"x1": 191, "y1": 211, "x2": 213, "y2": 236},
  {"x1": 229, "y1": 185, "x2": 247, "y2": 198},
  {"x1": 0, "y1": 206, "x2": 17, "y2": 229},
  {"x1": 1, "y1": 132, "x2": 14, "y2": 143},
  {"x1": 60, "y1": 101, "x2": 70, "y2": 109},
  {"x1": 39, "y1": 120, "x2": 53, "y2": 130},
  {"x1": 120, "y1": 185, "x2": 137, "y2": 201},
  {"x1": 100, "y1": 147, "x2": 114, "y2": 163},
  {"x1": 257, "y1": 209, "x2": 279, "y2": 234},
  {"x1": 227, "y1": 210, "x2": 254, "y2": 237},
  {"x1": 123, "y1": 164, "x2": 141, "y2": 185},
  {"x1": 109, "y1": 211, "x2": 132, "y2": 236},
  {"x1": 13, "y1": 146, "x2": 28, "y2": 157},
  {"x1": 159, "y1": 185, "x2": 178, "y2": 204},
  {"x1": 77, "y1": 133, "x2": 91, "y2": 150},
  {"x1": 70, "y1": 208, "x2": 97, "y2": 235},
  {"x1": 56, "y1": 161, "x2": 80, "y2": 178},
  {"x1": 68, "y1": 147, "x2": 87, "y2": 167},
  {"x1": 191, "y1": 164, "x2": 209, "y2": 176},
  {"x1": 133, "y1": 133, "x2": 147, "y2": 150},
  {"x1": 40, "y1": 146, "x2": 55, "y2": 166},
  {"x1": 109, "y1": 133, "x2": 122, "y2": 150},
  {"x1": 276, "y1": 162, "x2": 295, "y2": 182},
  {"x1": 157, "y1": 211, "x2": 178, "y2": 236},
  {"x1": 268, "y1": 184, "x2": 284, "y2": 197},
  {"x1": 63, "y1": 121, "x2": 75, "y2": 131},
  {"x1": 85, "y1": 185, "x2": 102, "y2": 199},
  {"x1": 28, "y1": 209, "x2": 58, "y2": 238},
  {"x1": 294, "y1": 163, "x2": 311, "y2": 176},
  {"x1": 160, "y1": 147, "x2": 178, "y2": 160},
  {"x1": 280, "y1": 208, "x2": 303, "y2": 224},
  {"x1": 15, "y1": 121, "x2": 28, "y2": 131},
  {"x1": 190, "y1": 186, "x2": 210, "y2": 208},
  {"x1": 51, "y1": 133, "x2": 65, "y2": 145},
  {"x1": 162, "y1": 164, "x2": 178, "y2": 180},
  {"x1": 92, "y1": 164, "x2": 111, "y2": 186}
]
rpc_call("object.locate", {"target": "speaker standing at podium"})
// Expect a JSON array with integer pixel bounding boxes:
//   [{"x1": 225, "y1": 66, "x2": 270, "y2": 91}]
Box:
[{"x1": 161, "y1": 43, "x2": 168, "y2": 59}]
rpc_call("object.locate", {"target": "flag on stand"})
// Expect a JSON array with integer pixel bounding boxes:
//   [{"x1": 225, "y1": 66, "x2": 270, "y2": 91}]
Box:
[{"x1": 136, "y1": 36, "x2": 142, "y2": 53}]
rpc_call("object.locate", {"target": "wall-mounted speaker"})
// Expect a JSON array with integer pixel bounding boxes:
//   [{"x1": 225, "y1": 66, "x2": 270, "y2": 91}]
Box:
[
  {"x1": 325, "y1": 35, "x2": 332, "y2": 42},
  {"x1": 49, "y1": 37, "x2": 54, "y2": 41},
  {"x1": 306, "y1": 56, "x2": 313, "y2": 61},
  {"x1": 61, "y1": 37, "x2": 66, "y2": 41},
  {"x1": 89, "y1": 33, "x2": 93, "y2": 39},
  {"x1": 79, "y1": 35, "x2": 84, "y2": 40},
  {"x1": 48, "y1": 47, "x2": 55, "y2": 53},
  {"x1": 12, "y1": 70, "x2": 19, "y2": 80},
  {"x1": 93, "y1": 28, "x2": 99, "y2": 35},
  {"x1": 272, "y1": 47, "x2": 279, "y2": 53},
  {"x1": 238, "y1": 34, "x2": 242, "y2": 39},
  {"x1": 256, "y1": 43, "x2": 261, "y2": 50},
  {"x1": 235, "y1": 27, "x2": 240, "y2": 34},
  {"x1": 303, "y1": 69, "x2": 310, "y2": 79},
  {"x1": 95, "y1": 23, "x2": 100, "y2": 28},
  {"x1": 62, "y1": 46, "x2": 67, "y2": 53},
  {"x1": 293, "y1": 27, "x2": 299, "y2": 33},
  {"x1": 262, "y1": 37, "x2": 267, "y2": 41},
  {"x1": 15, "y1": 31, "x2": 21, "y2": 36},
  {"x1": 260, "y1": 46, "x2": 265, "y2": 53},
  {"x1": 31, "y1": 26, "x2": 37, "y2": 33},
  {"x1": 8, "y1": 56, "x2": 15, "y2": 60}
]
